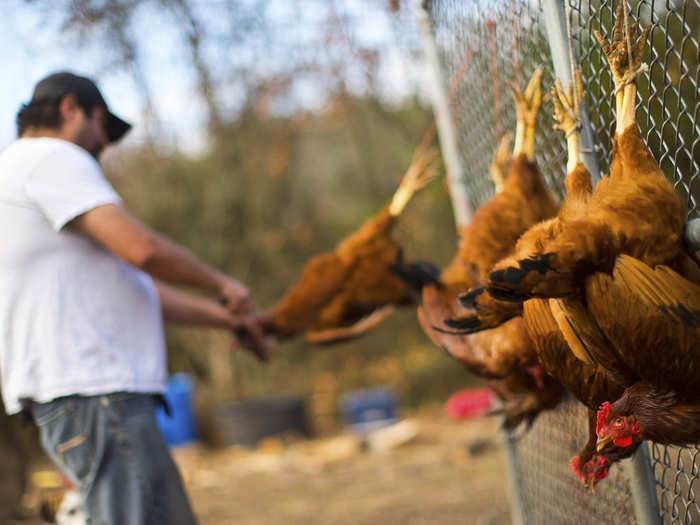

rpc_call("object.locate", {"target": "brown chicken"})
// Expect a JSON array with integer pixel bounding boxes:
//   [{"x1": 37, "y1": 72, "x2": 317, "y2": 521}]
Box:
[
  {"x1": 538, "y1": 257, "x2": 700, "y2": 483},
  {"x1": 483, "y1": 3, "x2": 700, "y2": 303},
  {"x1": 445, "y1": 66, "x2": 640, "y2": 486},
  {"x1": 523, "y1": 299, "x2": 631, "y2": 488},
  {"x1": 583, "y1": 256, "x2": 700, "y2": 451},
  {"x1": 262, "y1": 146, "x2": 441, "y2": 345},
  {"x1": 419, "y1": 68, "x2": 563, "y2": 429},
  {"x1": 446, "y1": 68, "x2": 594, "y2": 334},
  {"x1": 514, "y1": 5, "x2": 700, "y2": 462},
  {"x1": 449, "y1": 5, "x2": 700, "y2": 485},
  {"x1": 541, "y1": 9, "x2": 700, "y2": 481}
]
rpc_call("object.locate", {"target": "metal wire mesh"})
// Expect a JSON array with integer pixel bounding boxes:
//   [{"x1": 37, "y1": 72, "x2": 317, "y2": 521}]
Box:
[
  {"x1": 509, "y1": 396, "x2": 636, "y2": 524},
  {"x1": 650, "y1": 443, "x2": 700, "y2": 524},
  {"x1": 430, "y1": 0, "x2": 568, "y2": 207},
  {"x1": 428, "y1": 0, "x2": 700, "y2": 523},
  {"x1": 567, "y1": 0, "x2": 700, "y2": 214}
]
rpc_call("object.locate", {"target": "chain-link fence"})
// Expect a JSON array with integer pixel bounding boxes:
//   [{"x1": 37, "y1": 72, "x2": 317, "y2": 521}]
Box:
[
  {"x1": 650, "y1": 443, "x2": 700, "y2": 524},
  {"x1": 422, "y1": 0, "x2": 700, "y2": 523},
  {"x1": 508, "y1": 396, "x2": 637, "y2": 524}
]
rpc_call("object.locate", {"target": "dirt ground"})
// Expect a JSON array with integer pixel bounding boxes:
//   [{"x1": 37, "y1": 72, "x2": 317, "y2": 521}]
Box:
[
  {"x1": 14, "y1": 411, "x2": 511, "y2": 525},
  {"x1": 177, "y1": 412, "x2": 510, "y2": 525}
]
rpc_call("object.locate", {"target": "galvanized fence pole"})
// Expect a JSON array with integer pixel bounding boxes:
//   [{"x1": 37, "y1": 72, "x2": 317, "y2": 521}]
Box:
[
  {"x1": 685, "y1": 219, "x2": 700, "y2": 253},
  {"x1": 626, "y1": 445, "x2": 662, "y2": 525},
  {"x1": 500, "y1": 430, "x2": 526, "y2": 525},
  {"x1": 541, "y1": 0, "x2": 601, "y2": 183},
  {"x1": 541, "y1": 2, "x2": 662, "y2": 524},
  {"x1": 416, "y1": 3, "x2": 529, "y2": 523},
  {"x1": 415, "y1": 0, "x2": 473, "y2": 227}
]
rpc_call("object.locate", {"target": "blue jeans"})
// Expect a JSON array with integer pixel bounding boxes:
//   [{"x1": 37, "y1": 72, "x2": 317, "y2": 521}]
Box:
[{"x1": 30, "y1": 393, "x2": 198, "y2": 525}]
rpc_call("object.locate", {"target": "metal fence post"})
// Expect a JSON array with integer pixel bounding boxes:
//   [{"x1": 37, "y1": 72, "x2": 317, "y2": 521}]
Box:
[
  {"x1": 541, "y1": 0, "x2": 601, "y2": 184},
  {"x1": 500, "y1": 430, "x2": 527, "y2": 525},
  {"x1": 416, "y1": 5, "x2": 527, "y2": 521},
  {"x1": 685, "y1": 218, "x2": 700, "y2": 252},
  {"x1": 626, "y1": 445, "x2": 662, "y2": 525},
  {"x1": 415, "y1": 0, "x2": 473, "y2": 227}
]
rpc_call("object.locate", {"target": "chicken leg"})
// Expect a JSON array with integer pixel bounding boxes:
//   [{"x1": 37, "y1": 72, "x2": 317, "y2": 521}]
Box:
[
  {"x1": 594, "y1": 2, "x2": 649, "y2": 135},
  {"x1": 445, "y1": 70, "x2": 589, "y2": 334},
  {"x1": 484, "y1": 4, "x2": 685, "y2": 300},
  {"x1": 511, "y1": 66, "x2": 543, "y2": 162}
]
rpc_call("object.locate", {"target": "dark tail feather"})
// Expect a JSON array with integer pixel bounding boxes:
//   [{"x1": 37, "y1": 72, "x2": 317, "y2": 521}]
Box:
[
  {"x1": 486, "y1": 287, "x2": 531, "y2": 303},
  {"x1": 390, "y1": 251, "x2": 443, "y2": 295},
  {"x1": 486, "y1": 402, "x2": 535, "y2": 433},
  {"x1": 488, "y1": 253, "x2": 555, "y2": 300},
  {"x1": 459, "y1": 286, "x2": 485, "y2": 309},
  {"x1": 442, "y1": 315, "x2": 482, "y2": 333}
]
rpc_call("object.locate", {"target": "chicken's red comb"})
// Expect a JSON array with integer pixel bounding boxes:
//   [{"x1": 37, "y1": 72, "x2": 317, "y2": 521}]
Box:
[
  {"x1": 597, "y1": 402, "x2": 612, "y2": 436},
  {"x1": 569, "y1": 456, "x2": 585, "y2": 483}
]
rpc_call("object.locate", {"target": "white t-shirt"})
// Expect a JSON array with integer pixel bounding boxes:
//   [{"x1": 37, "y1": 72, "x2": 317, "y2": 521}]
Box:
[{"x1": 0, "y1": 137, "x2": 167, "y2": 414}]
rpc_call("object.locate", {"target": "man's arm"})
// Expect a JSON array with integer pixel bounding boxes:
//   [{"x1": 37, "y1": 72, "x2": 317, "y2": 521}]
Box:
[
  {"x1": 153, "y1": 279, "x2": 239, "y2": 326},
  {"x1": 153, "y1": 280, "x2": 269, "y2": 361},
  {"x1": 67, "y1": 203, "x2": 252, "y2": 313}
]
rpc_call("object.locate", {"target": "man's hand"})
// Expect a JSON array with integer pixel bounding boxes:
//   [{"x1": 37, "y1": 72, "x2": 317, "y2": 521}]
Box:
[
  {"x1": 227, "y1": 313, "x2": 271, "y2": 361},
  {"x1": 217, "y1": 276, "x2": 255, "y2": 315},
  {"x1": 152, "y1": 279, "x2": 270, "y2": 360}
]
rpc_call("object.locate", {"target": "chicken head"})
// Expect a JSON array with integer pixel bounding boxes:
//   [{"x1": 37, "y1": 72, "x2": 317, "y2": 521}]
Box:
[{"x1": 596, "y1": 401, "x2": 642, "y2": 450}]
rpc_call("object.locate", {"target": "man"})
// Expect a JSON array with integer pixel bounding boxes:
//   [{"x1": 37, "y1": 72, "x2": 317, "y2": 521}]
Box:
[{"x1": 0, "y1": 71, "x2": 265, "y2": 524}]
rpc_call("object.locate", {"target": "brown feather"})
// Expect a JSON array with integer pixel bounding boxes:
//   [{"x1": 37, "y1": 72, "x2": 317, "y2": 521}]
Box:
[
  {"x1": 586, "y1": 255, "x2": 700, "y2": 399},
  {"x1": 523, "y1": 299, "x2": 625, "y2": 411},
  {"x1": 267, "y1": 207, "x2": 422, "y2": 339},
  {"x1": 418, "y1": 150, "x2": 562, "y2": 428},
  {"x1": 488, "y1": 124, "x2": 693, "y2": 300}
]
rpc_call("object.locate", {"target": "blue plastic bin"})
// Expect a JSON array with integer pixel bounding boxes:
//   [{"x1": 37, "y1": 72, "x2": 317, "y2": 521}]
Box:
[
  {"x1": 340, "y1": 387, "x2": 397, "y2": 435},
  {"x1": 155, "y1": 373, "x2": 198, "y2": 447}
]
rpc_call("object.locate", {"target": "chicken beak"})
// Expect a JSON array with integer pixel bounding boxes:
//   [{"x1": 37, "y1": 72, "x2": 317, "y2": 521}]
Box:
[
  {"x1": 596, "y1": 434, "x2": 614, "y2": 452},
  {"x1": 589, "y1": 479, "x2": 597, "y2": 493}
]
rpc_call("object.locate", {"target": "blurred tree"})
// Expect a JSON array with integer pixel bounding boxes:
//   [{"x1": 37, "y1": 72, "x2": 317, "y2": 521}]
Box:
[
  {"x1": 104, "y1": 91, "x2": 465, "y2": 413},
  {"x1": 21, "y1": 0, "x2": 425, "y2": 144},
  {"x1": 13, "y1": 0, "x2": 482, "y2": 425}
]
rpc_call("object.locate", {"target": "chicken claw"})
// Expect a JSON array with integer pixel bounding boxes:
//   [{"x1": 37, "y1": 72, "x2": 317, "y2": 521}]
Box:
[
  {"x1": 510, "y1": 66, "x2": 543, "y2": 127},
  {"x1": 388, "y1": 146, "x2": 440, "y2": 216},
  {"x1": 552, "y1": 69, "x2": 584, "y2": 136},
  {"x1": 594, "y1": 2, "x2": 650, "y2": 93},
  {"x1": 511, "y1": 66, "x2": 543, "y2": 160},
  {"x1": 489, "y1": 132, "x2": 512, "y2": 193},
  {"x1": 552, "y1": 69, "x2": 585, "y2": 172}
]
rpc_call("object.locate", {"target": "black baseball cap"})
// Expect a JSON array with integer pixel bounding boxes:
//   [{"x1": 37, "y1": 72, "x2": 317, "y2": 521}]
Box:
[{"x1": 30, "y1": 71, "x2": 132, "y2": 143}]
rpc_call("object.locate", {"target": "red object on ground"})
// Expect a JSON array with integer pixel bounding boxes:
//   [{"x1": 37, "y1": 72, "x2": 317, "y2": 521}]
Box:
[{"x1": 445, "y1": 388, "x2": 494, "y2": 420}]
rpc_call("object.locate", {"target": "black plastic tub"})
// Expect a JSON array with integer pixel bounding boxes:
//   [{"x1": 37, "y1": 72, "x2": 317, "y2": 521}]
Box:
[{"x1": 215, "y1": 395, "x2": 311, "y2": 446}]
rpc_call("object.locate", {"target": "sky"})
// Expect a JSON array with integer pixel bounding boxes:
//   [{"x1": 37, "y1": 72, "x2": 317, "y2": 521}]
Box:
[
  {"x1": 1, "y1": 3, "x2": 160, "y2": 150},
  {"x1": 1, "y1": 0, "x2": 430, "y2": 156}
]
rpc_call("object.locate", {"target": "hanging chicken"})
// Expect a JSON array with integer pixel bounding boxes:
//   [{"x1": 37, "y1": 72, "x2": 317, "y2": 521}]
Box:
[
  {"x1": 446, "y1": 4, "x2": 700, "y2": 486},
  {"x1": 480, "y1": 3, "x2": 700, "y2": 303},
  {"x1": 585, "y1": 256, "x2": 700, "y2": 450},
  {"x1": 419, "y1": 67, "x2": 563, "y2": 429},
  {"x1": 443, "y1": 63, "x2": 642, "y2": 487},
  {"x1": 261, "y1": 144, "x2": 441, "y2": 345},
  {"x1": 259, "y1": 43, "x2": 482, "y2": 347},
  {"x1": 518, "y1": 5, "x2": 700, "y2": 458},
  {"x1": 523, "y1": 299, "x2": 629, "y2": 489}
]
